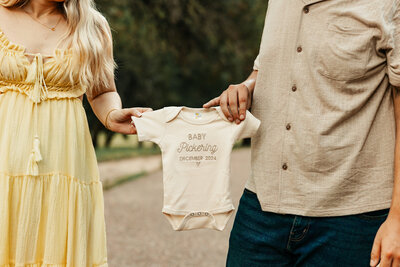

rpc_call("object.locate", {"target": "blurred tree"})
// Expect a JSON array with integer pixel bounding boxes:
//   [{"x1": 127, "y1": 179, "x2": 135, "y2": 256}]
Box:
[{"x1": 85, "y1": 0, "x2": 268, "y2": 147}]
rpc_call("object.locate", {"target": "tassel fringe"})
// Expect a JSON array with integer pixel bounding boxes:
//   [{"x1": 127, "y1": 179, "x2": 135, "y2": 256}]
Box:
[
  {"x1": 26, "y1": 135, "x2": 42, "y2": 176},
  {"x1": 25, "y1": 54, "x2": 47, "y2": 176},
  {"x1": 26, "y1": 54, "x2": 48, "y2": 103}
]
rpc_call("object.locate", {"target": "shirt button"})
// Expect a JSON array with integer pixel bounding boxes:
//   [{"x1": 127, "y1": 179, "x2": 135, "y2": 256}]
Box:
[
  {"x1": 292, "y1": 85, "x2": 297, "y2": 92},
  {"x1": 303, "y1": 6, "x2": 309, "y2": 13},
  {"x1": 297, "y1": 46, "x2": 302, "y2": 53},
  {"x1": 282, "y1": 163, "x2": 288, "y2": 170},
  {"x1": 286, "y1": 123, "x2": 291, "y2": 130}
]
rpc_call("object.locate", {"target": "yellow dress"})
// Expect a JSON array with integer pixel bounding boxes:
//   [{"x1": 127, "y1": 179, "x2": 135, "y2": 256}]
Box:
[{"x1": 0, "y1": 29, "x2": 108, "y2": 267}]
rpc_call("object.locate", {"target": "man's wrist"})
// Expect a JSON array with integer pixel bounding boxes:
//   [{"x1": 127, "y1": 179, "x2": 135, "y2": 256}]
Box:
[{"x1": 241, "y1": 78, "x2": 256, "y2": 93}]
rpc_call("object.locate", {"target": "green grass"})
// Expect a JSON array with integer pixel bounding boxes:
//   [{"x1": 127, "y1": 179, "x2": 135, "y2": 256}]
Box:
[
  {"x1": 96, "y1": 146, "x2": 161, "y2": 162},
  {"x1": 102, "y1": 171, "x2": 147, "y2": 190}
]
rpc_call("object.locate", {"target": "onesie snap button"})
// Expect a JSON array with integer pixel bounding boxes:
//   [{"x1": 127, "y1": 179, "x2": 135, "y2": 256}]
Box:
[
  {"x1": 205, "y1": 212, "x2": 209, "y2": 216},
  {"x1": 197, "y1": 212, "x2": 202, "y2": 216},
  {"x1": 190, "y1": 212, "x2": 195, "y2": 216}
]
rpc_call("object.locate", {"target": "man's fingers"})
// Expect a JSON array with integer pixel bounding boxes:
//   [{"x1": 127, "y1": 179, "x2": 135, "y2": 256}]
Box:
[
  {"x1": 228, "y1": 88, "x2": 239, "y2": 123},
  {"x1": 371, "y1": 233, "x2": 382, "y2": 266},
  {"x1": 392, "y1": 257, "x2": 400, "y2": 267},
  {"x1": 379, "y1": 245, "x2": 393, "y2": 267},
  {"x1": 203, "y1": 97, "x2": 220, "y2": 108},
  {"x1": 238, "y1": 85, "x2": 248, "y2": 120},
  {"x1": 219, "y1": 91, "x2": 232, "y2": 121}
]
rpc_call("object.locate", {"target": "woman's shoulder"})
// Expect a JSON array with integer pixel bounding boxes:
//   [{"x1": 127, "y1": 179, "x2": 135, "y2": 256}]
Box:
[{"x1": 0, "y1": 5, "x2": 17, "y2": 26}]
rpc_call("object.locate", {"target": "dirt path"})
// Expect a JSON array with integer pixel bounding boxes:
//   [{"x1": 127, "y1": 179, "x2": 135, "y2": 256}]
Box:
[{"x1": 103, "y1": 148, "x2": 251, "y2": 267}]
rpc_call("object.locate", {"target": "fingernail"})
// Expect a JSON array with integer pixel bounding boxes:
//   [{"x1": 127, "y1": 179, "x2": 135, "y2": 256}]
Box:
[
  {"x1": 370, "y1": 259, "x2": 375, "y2": 266},
  {"x1": 228, "y1": 117, "x2": 233, "y2": 121},
  {"x1": 236, "y1": 119, "x2": 240, "y2": 124},
  {"x1": 136, "y1": 111, "x2": 142, "y2": 117},
  {"x1": 240, "y1": 114, "x2": 244, "y2": 120}
]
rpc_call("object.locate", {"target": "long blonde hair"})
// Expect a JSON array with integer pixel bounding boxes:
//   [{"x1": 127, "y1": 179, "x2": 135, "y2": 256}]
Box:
[{"x1": 0, "y1": 0, "x2": 116, "y2": 99}]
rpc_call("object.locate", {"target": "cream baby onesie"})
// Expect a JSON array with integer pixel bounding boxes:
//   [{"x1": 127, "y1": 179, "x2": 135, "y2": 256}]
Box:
[{"x1": 131, "y1": 106, "x2": 260, "y2": 231}]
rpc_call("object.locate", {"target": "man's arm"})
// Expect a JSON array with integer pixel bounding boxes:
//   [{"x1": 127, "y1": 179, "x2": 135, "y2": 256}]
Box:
[
  {"x1": 370, "y1": 86, "x2": 400, "y2": 267},
  {"x1": 390, "y1": 86, "x2": 400, "y2": 215}
]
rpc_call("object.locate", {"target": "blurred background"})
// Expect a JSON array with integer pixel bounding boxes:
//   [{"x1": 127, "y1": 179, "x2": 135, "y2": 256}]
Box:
[{"x1": 86, "y1": 0, "x2": 269, "y2": 266}]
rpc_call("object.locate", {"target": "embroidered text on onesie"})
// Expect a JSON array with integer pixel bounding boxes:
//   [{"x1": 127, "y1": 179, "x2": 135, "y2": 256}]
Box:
[{"x1": 131, "y1": 106, "x2": 260, "y2": 231}]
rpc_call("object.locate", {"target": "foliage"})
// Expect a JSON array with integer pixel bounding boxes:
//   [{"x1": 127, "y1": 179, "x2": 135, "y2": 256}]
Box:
[{"x1": 85, "y1": 0, "x2": 268, "y2": 147}]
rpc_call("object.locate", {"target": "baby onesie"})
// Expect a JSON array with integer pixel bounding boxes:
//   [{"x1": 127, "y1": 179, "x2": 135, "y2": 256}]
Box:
[{"x1": 131, "y1": 106, "x2": 260, "y2": 231}]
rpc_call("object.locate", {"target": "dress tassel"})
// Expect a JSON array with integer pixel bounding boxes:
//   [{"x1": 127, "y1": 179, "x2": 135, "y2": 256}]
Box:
[
  {"x1": 25, "y1": 54, "x2": 47, "y2": 176},
  {"x1": 26, "y1": 135, "x2": 42, "y2": 176}
]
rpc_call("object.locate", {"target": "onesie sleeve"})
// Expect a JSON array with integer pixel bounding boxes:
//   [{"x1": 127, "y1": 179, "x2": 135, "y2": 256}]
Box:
[
  {"x1": 387, "y1": 5, "x2": 400, "y2": 87},
  {"x1": 234, "y1": 110, "x2": 261, "y2": 141},
  {"x1": 131, "y1": 108, "x2": 166, "y2": 144}
]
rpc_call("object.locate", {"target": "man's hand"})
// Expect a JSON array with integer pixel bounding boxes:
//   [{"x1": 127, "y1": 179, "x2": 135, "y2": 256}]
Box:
[
  {"x1": 370, "y1": 213, "x2": 400, "y2": 267},
  {"x1": 203, "y1": 83, "x2": 252, "y2": 124},
  {"x1": 203, "y1": 70, "x2": 257, "y2": 124}
]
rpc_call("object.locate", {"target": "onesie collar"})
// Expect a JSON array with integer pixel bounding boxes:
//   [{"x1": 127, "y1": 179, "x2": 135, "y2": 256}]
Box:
[{"x1": 164, "y1": 106, "x2": 230, "y2": 123}]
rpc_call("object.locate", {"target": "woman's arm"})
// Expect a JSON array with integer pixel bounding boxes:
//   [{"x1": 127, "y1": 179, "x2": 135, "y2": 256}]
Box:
[
  {"x1": 370, "y1": 86, "x2": 400, "y2": 267},
  {"x1": 87, "y1": 79, "x2": 152, "y2": 135},
  {"x1": 203, "y1": 70, "x2": 258, "y2": 124}
]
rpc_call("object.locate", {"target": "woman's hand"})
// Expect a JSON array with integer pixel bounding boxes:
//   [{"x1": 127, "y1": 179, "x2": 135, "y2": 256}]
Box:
[
  {"x1": 203, "y1": 83, "x2": 253, "y2": 124},
  {"x1": 370, "y1": 213, "x2": 400, "y2": 267},
  {"x1": 107, "y1": 107, "x2": 153, "y2": 134}
]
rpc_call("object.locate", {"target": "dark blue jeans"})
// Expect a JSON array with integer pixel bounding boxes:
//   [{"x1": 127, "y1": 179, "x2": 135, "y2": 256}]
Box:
[{"x1": 226, "y1": 188, "x2": 389, "y2": 267}]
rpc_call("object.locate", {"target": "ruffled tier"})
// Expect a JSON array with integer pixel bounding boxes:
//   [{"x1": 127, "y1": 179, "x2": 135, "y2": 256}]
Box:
[
  {"x1": 0, "y1": 173, "x2": 108, "y2": 267},
  {"x1": 0, "y1": 90, "x2": 99, "y2": 181},
  {"x1": 1, "y1": 264, "x2": 107, "y2": 267}
]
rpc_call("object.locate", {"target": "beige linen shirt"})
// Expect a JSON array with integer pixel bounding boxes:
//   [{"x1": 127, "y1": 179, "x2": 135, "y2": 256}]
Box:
[{"x1": 246, "y1": 0, "x2": 400, "y2": 216}]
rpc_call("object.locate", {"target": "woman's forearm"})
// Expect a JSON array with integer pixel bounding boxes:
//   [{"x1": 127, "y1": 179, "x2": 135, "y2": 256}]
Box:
[{"x1": 88, "y1": 90, "x2": 122, "y2": 127}]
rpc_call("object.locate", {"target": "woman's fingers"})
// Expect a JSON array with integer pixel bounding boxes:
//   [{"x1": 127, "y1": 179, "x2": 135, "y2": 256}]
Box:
[{"x1": 136, "y1": 107, "x2": 153, "y2": 113}]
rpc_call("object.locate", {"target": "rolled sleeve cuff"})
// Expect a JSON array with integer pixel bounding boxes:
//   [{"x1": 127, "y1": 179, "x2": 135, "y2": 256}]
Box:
[
  {"x1": 389, "y1": 63, "x2": 400, "y2": 87},
  {"x1": 253, "y1": 54, "x2": 260, "y2": 71}
]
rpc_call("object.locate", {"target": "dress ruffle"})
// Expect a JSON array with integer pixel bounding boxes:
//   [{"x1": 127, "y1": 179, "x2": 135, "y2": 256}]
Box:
[{"x1": 0, "y1": 173, "x2": 108, "y2": 267}]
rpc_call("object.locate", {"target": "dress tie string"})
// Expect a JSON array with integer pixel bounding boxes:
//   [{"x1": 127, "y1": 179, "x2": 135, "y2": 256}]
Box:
[{"x1": 25, "y1": 54, "x2": 48, "y2": 176}]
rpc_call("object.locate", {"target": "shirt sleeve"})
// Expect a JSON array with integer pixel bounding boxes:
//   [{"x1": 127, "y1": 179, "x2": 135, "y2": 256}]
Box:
[
  {"x1": 234, "y1": 110, "x2": 261, "y2": 141},
  {"x1": 253, "y1": 54, "x2": 260, "y2": 71},
  {"x1": 387, "y1": 4, "x2": 400, "y2": 87},
  {"x1": 131, "y1": 108, "x2": 166, "y2": 144}
]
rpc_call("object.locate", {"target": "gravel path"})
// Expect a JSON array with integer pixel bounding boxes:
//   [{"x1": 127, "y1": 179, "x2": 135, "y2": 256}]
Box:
[{"x1": 103, "y1": 148, "x2": 251, "y2": 267}]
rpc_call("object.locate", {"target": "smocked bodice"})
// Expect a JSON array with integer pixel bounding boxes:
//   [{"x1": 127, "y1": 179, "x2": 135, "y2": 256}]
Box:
[{"x1": 0, "y1": 29, "x2": 86, "y2": 101}]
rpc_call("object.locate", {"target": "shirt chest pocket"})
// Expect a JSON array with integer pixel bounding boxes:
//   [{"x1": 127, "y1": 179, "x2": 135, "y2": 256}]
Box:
[{"x1": 313, "y1": 18, "x2": 374, "y2": 81}]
